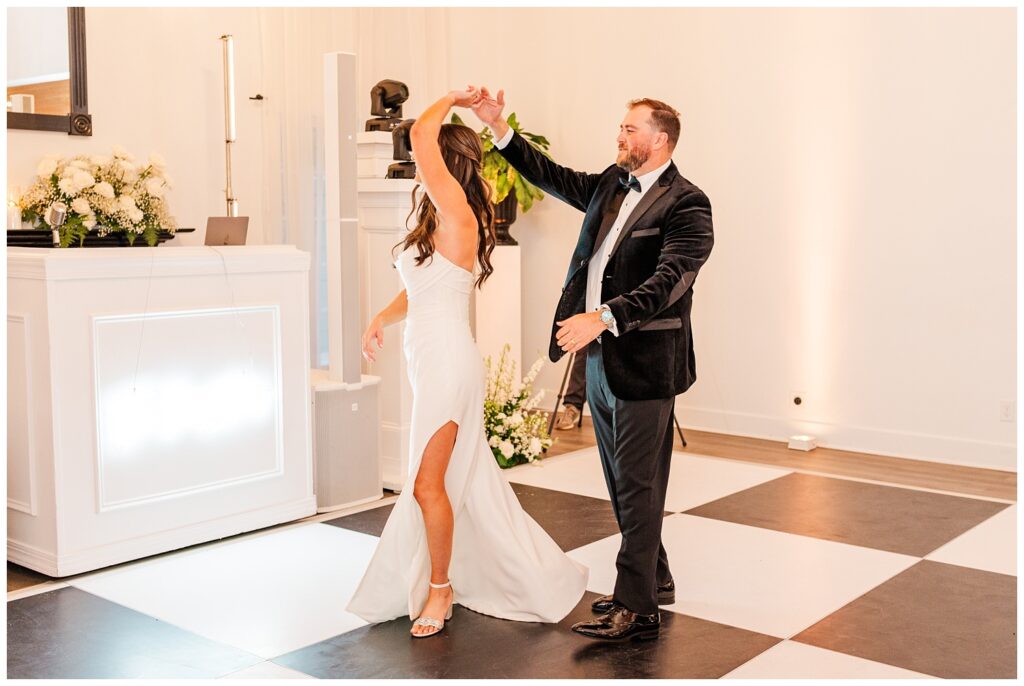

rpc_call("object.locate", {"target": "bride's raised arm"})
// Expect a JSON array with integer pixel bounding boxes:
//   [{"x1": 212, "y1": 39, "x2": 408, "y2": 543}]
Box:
[{"x1": 409, "y1": 88, "x2": 482, "y2": 234}]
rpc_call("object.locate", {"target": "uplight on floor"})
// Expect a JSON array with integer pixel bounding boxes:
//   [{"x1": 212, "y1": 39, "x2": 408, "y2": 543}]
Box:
[{"x1": 788, "y1": 435, "x2": 818, "y2": 451}]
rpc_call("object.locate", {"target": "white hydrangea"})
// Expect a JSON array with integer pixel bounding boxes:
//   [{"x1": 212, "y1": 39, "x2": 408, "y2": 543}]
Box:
[
  {"x1": 58, "y1": 178, "x2": 79, "y2": 196},
  {"x1": 73, "y1": 170, "x2": 95, "y2": 189},
  {"x1": 499, "y1": 440, "x2": 514, "y2": 458},
  {"x1": 94, "y1": 181, "x2": 115, "y2": 199},
  {"x1": 71, "y1": 197, "x2": 91, "y2": 215},
  {"x1": 145, "y1": 178, "x2": 165, "y2": 198},
  {"x1": 112, "y1": 144, "x2": 133, "y2": 160},
  {"x1": 37, "y1": 158, "x2": 58, "y2": 179}
]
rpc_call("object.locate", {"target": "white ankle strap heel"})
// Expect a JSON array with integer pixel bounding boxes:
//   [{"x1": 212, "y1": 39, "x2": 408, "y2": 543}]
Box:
[{"x1": 411, "y1": 580, "x2": 455, "y2": 638}]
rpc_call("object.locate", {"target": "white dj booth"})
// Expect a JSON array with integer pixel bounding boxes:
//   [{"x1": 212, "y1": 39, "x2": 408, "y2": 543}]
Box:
[{"x1": 7, "y1": 245, "x2": 317, "y2": 576}]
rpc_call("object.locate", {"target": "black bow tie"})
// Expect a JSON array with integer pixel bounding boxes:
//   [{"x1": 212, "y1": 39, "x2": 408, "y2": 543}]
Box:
[{"x1": 619, "y1": 174, "x2": 641, "y2": 193}]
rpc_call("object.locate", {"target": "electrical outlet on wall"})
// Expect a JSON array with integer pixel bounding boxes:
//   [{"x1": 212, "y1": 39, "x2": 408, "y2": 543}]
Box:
[{"x1": 999, "y1": 401, "x2": 1015, "y2": 423}]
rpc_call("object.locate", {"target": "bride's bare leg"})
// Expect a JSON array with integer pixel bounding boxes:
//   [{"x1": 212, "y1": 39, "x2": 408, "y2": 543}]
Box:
[{"x1": 411, "y1": 421, "x2": 458, "y2": 635}]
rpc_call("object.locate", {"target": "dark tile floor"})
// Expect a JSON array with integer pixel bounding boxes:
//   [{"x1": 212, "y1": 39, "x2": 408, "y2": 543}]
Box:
[
  {"x1": 7, "y1": 587, "x2": 262, "y2": 679},
  {"x1": 273, "y1": 591, "x2": 781, "y2": 679},
  {"x1": 794, "y1": 559, "x2": 1017, "y2": 679},
  {"x1": 684, "y1": 472, "x2": 1011, "y2": 556}
]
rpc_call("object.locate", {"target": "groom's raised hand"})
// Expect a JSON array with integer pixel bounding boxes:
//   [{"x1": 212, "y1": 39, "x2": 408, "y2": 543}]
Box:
[{"x1": 471, "y1": 86, "x2": 509, "y2": 138}]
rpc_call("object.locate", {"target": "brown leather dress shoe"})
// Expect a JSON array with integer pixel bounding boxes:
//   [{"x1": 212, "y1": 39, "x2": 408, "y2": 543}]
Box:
[
  {"x1": 571, "y1": 604, "x2": 660, "y2": 641},
  {"x1": 590, "y1": 579, "x2": 675, "y2": 614}
]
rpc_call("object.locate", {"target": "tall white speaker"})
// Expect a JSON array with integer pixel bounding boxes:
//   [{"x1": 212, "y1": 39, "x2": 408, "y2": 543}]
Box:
[{"x1": 314, "y1": 51, "x2": 382, "y2": 512}]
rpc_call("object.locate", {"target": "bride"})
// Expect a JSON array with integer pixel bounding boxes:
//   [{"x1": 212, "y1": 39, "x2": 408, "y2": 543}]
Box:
[{"x1": 346, "y1": 87, "x2": 588, "y2": 638}]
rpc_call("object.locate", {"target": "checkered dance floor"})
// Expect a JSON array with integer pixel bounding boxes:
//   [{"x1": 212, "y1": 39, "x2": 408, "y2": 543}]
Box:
[{"x1": 7, "y1": 447, "x2": 1016, "y2": 678}]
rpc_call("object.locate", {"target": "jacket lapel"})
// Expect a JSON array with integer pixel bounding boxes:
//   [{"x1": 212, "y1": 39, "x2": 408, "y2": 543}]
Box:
[
  {"x1": 607, "y1": 163, "x2": 678, "y2": 258},
  {"x1": 591, "y1": 189, "x2": 626, "y2": 256}
]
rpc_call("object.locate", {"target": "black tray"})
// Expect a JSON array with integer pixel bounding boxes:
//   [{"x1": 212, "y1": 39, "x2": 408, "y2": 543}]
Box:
[{"x1": 6, "y1": 227, "x2": 195, "y2": 248}]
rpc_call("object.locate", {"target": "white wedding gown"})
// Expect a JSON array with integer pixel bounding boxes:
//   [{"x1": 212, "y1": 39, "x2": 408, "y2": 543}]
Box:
[{"x1": 346, "y1": 246, "x2": 588, "y2": 624}]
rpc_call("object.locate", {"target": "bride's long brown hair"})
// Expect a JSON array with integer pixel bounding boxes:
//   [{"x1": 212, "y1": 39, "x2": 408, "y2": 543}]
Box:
[{"x1": 395, "y1": 123, "x2": 496, "y2": 288}]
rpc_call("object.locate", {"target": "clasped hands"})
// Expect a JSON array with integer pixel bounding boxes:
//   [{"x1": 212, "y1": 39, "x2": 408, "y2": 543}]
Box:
[{"x1": 444, "y1": 85, "x2": 506, "y2": 128}]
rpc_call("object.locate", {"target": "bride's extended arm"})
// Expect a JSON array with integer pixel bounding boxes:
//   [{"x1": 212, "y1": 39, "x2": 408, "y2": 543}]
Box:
[{"x1": 361, "y1": 289, "x2": 407, "y2": 363}]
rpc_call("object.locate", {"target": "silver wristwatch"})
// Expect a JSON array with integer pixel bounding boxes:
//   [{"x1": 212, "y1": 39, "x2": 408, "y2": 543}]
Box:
[{"x1": 598, "y1": 304, "x2": 616, "y2": 329}]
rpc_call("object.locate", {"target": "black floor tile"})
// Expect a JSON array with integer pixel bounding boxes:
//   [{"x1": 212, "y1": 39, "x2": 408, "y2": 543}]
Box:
[
  {"x1": 7, "y1": 587, "x2": 262, "y2": 679},
  {"x1": 510, "y1": 482, "x2": 642, "y2": 552},
  {"x1": 794, "y1": 560, "x2": 1017, "y2": 679},
  {"x1": 273, "y1": 591, "x2": 779, "y2": 679},
  {"x1": 325, "y1": 483, "x2": 666, "y2": 553},
  {"x1": 684, "y1": 472, "x2": 1010, "y2": 557},
  {"x1": 324, "y1": 503, "x2": 395, "y2": 537}
]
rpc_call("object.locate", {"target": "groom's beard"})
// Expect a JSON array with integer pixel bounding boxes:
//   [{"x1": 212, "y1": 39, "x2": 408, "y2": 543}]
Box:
[{"x1": 616, "y1": 141, "x2": 652, "y2": 172}]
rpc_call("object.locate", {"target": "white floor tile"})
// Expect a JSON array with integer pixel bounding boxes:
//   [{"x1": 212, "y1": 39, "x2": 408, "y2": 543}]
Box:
[
  {"x1": 664, "y1": 452, "x2": 791, "y2": 512},
  {"x1": 568, "y1": 513, "x2": 918, "y2": 639},
  {"x1": 70, "y1": 523, "x2": 377, "y2": 659},
  {"x1": 722, "y1": 640, "x2": 936, "y2": 678},
  {"x1": 508, "y1": 447, "x2": 791, "y2": 511},
  {"x1": 925, "y1": 504, "x2": 1016, "y2": 576},
  {"x1": 506, "y1": 448, "x2": 610, "y2": 500},
  {"x1": 222, "y1": 661, "x2": 315, "y2": 679}
]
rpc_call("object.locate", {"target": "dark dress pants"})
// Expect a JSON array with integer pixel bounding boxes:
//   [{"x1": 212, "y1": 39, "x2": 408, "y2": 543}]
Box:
[
  {"x1": 585, "y1": 341, "x2": 675, "y2": 615},
  {"x1": 562, "y1": 348, "x2": 589, "y2": 409}
]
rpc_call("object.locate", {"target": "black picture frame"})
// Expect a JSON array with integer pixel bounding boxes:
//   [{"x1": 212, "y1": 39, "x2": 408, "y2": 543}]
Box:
[{"x1": 7, "y1": 7, "x2": 92, "y2": 136}]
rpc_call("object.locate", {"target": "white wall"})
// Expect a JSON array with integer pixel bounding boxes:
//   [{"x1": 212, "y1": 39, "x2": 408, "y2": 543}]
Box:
[
  {"x1": 6, "y1": 7, "x2": 1015, "y2": 471},
  {"x1": 443, "y1": 7, "x2": 1015, "y2": 470}
]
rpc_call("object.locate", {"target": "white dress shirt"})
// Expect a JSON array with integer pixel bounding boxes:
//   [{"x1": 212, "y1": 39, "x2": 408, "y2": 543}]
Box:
[{"x1": 493, "y1": 127, "x2": 670, "y2": 337}]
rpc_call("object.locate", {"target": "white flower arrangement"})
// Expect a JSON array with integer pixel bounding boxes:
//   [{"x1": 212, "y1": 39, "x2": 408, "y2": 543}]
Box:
[
  {"x1": 484, "y1": 343, "x2": 553, "y2": 468},
  {"x1": 18, "y1": 147, "x2": 176, "y2": 247}
]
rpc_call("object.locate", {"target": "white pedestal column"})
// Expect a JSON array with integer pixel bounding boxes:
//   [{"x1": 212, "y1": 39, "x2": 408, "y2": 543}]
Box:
[{"x1": 357, "y1": 132, "x2": 415, "y2": 492}]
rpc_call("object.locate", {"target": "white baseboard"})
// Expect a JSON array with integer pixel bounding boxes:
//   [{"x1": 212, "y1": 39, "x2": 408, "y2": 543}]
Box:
[
  {"x1": 7, "y1": 539, "x2": 59, "y2": 576},
  {"x1": 534, "y1": 388, "x2": 1015, "y2": 472},
  {"x1": 9, "y1": 496, "x2": 318, "y2": 578},
  {"x1": 675, "y1": 404, "x2": 1016, "y2": 473}
]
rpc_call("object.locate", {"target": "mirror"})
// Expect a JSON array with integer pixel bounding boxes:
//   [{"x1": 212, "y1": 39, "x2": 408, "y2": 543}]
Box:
[{"x1": 6, "y1": 7, "x2": 91, "y2": 136}]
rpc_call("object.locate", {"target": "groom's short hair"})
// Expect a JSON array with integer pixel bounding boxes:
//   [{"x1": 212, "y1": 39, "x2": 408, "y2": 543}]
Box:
[{"x1": 628, "y1": 98, "x2": 680, "y2": 149}]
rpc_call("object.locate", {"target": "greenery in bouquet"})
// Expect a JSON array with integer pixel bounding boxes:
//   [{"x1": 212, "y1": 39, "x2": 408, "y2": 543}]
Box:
[
  {"x1": 18, "y1": 146, "x2": 177, "y2": 247},
  {"x1": 484, "y1": 344, "x2": 553, "y2": 469}
]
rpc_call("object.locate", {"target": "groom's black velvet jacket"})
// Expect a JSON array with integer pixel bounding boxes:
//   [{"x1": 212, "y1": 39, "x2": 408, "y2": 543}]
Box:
[{"x1": 497, "y1": 131, "x2": 714, "y2": 401}]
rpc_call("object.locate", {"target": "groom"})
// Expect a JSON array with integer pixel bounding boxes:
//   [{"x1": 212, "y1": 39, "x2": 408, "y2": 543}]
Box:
[{"x1": 472, "y1": 89, "x2": 713, "y2": 641}]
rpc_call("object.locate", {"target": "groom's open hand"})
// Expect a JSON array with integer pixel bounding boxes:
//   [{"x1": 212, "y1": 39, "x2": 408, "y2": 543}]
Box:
[
  {"x1": 471, "y1": 86, "x2": 508, "y2": 137},
  {"x1": 556, "y1": 312, "x2": 607, "y2": 354}
]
